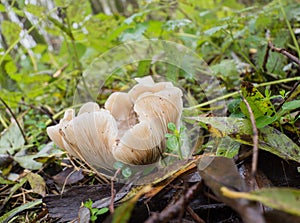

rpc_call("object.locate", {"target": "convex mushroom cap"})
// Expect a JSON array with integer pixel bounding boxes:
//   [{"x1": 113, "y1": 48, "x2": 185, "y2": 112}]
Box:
[{"x1": 47, "y1": 76, "x2": 183, "y2": 170}]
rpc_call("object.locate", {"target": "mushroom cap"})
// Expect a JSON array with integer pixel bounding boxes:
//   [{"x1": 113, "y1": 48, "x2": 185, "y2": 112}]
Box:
[
  {"x1": 104, "y1": 92, "x2": 136, "y2": 138},
  {"x1": 78, "y1": 101, "x2": 101, "y2": 115},
  {"x1": 112, "y1": 121, "x2": 163, "y2": 165},
  {"x1": 47, "y1": 109, "x2": 77, "y2": 157},
  {"x1": 61, "y1": 109, "x2": 118, "y2": 170},
  {"x1": 110, "y1": 76, "x2": 183, "y2": 165}
]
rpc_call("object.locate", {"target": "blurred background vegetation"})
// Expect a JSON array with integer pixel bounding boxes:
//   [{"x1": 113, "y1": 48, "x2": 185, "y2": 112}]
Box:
[{"x1": 1, "y1": 0, "x2": 299, "y2": 162}]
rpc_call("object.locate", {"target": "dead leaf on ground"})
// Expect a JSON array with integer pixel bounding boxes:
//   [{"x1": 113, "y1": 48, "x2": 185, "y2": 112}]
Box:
[
  {"x1": 52, "y1": 168, "x2": 84, "y2": 186},
  {"x1": 221, "y1": 187, "x2": 300, "y2": 217},
  {"x1": 26, "y1": 172, "x2": 46, "y2": 197},
  {"x1": 197, "y1": 156, "x2": 265, "y2": 223}
]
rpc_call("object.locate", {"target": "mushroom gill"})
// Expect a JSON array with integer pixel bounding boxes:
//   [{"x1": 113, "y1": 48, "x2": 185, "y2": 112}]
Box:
[{"x1": 46, "y1": 76, "x2": 183, "y2": 171}]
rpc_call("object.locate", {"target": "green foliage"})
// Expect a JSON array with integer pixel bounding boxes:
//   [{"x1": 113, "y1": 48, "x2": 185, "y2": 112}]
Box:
[
  {"x1": 84, "y1": 199, "x2": 109, "y2": 223},
  {"x1": 222, "y1": 187, "x2": 300, "y2": 217},
  {"x1": 113, "y1": 161, "x2": 132, "y2": 178},
  {"x1": 193, "y1": 116, "x2": 300, "y2": 163},
  {"x1": 165, "y1": 122, "x2": 186, "y2": 160}
]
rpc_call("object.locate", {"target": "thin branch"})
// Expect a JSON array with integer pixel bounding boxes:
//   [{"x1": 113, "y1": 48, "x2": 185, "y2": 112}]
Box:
[
  {"x1": 144, "y1": 182, "x2": 202, "y2": 223},
  {"x1": 110, "y1": 168, "x2": 121, "y2": 213},
  {"x1": 0, "y1": 97, "x2": 27, "y2": 144},
  {"x1": 240, "y1": 94, "x2": 259, "y2": 191},
  {"x1": 186, "y1": 206, "x2": 205, "y2": 223},
  {"x1": 276, "y1": 81, "x2": 300, "y2": 112},
  {"x1": 268, "y1": 41, "x2": 300, "y2": 66},
  {"x1": 262, "y1": 42, "x2": 270, "y2": 72}
]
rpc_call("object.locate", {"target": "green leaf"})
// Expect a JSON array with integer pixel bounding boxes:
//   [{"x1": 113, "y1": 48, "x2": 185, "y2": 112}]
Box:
[
  {"x1": 0, "y1": 176, "x2": 15, "y2": 185},
  {"x1": 120, "y1": 22, "x2": 148, "y2": 41},
  {"x1": 240, "y1": 81, "x2": 274, "y2": 120},
  {"x1": 0, "y1": 121, "x2": 25, "y2": 155},
  {"x1": 25, "y1": 4, "x2": 46, "y2": 17},
  {"x1": 211, "y1": 60, "x2": 239, "y2": 83},
  {"x1": 0, "y1": 4, "x2": 5, "y2": 12},
  {"x1": 84, "y1": 199, "x2": 93, "y2": 209},
  {"x1": 5, "y1": 60, "x2": 18, "y2": 77},
  {"x1": 165, "y1": 133, "x2": 173, "y2": 138},
  {"x1": 190, "y1": 117, "x2": 300, "y2": 162},
  {"x1": 216, "y1": 136, "x2": 240, "y2": 158},
  {"x1": 204, "y1": 24, "x2": 228, "y2": 35},
  {"x1": 96, "y1": 207, "x2": 109, "y2": 215},
  {"x1": 54, "y1": 0, "x2": 71, "y2": 7},
  {"x1": 122, "y1": 167, "x2": 132, "y2": 178},
  {"x1": 113, "y1": 161, "x2": 124, "y2": 170},
  {"x1": 256, "y1": 115, "x2": 278, "y2": 129},
  {"x1": 14, "y1": 153, "x2": 43, "y2": 170},
  {"x1": 281, "y1": 100, "x2": 300, "y2": 112},
  {"x1": 90, "y1": 215, "x2": 97, "y2": 221},
  {"x1": 112, "y1": 185, "x2": 151, "y2": 223},
  {"x1": 167, "y1": 122, "x2": 177, "y2": 132},
  {"x1": 222, "y1": 187, "x2": 300, "y2": 217},
  {"x1": 166, "y1": 135, "x2": 179, "y2": 150},
  {"x1": 1, "y1": 21, "x2": 21, "y2": 45},
  {"x1": 0, "y1": 199, "x2": 42, "y2": 223},
  {"x1": 12, "y1": 143, "x2": 59, "y2": 170},
  {"x1": 136, "y1": 60, "x2": 151, "y2": 77}
]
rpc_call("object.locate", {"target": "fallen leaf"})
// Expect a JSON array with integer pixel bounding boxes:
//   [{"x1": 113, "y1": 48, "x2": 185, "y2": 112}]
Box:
[
  {"x1": 13, "y1": 142, "x2": 65, "y2": 170},
  {"x1": 53, "y1": 168, "x2": 84, "y2": 185},
  {"x1": 197, "y1": 156, "x2": 265, "y2": 223},
  {"x1": 221, "y1": 187, "x2": 300, "y2": 217},
  {"x1": 26, "y1": 172, "x2": 46, "y2": 197}
]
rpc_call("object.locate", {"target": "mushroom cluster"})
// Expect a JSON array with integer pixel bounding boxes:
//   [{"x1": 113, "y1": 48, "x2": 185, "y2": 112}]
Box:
[{"x1": 47, "y1": 76, "x2": 183, "y2": 171}]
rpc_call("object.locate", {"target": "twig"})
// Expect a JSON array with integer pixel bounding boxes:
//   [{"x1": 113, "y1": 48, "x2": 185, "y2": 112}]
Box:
[
  {"x1": 144, "y1": 182, "x2": 202, "y2": 223},
  {"x1": 0, "y1": 97, "x2": 27, "y2": 144},
  {"x1": 186, "y1": 206, "x2": 205, "y2": 223},
  {"x1": 276, "y1": 81, "x2": 300, "y2": 112},
  {"x1": 110, "y1": 168, "x2": 121, "y2": 213},
  {"x1": 268, "y1": 41, "x2": 300, "y2": 66},
  {"x1": 240, "y1": 94, "x2": 259, "y2": 191},
  {"x1": 262, "y1": 42, "x2": 270, "y2": 72}
]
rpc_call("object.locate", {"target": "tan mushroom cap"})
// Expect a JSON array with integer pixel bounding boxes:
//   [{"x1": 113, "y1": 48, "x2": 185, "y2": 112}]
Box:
[
  {"x1": 104, "y1": 92, "x2": 135, "y2": 138},
  {"x1": 78, "y1": 101, "x2": 101, "y2": 115},
  {"x1": 61, "y1": 109, "x2": 118, "y2": 169},
  {"x1": 112, "y1": 119, "x2": 164, "y2": 165},
  {"x1": 47, "y1": 102, "x2": 118, "y2": 169},
  {"x1": 110, "y1": 76, "x2": 183, "y2": 165},
  {"x1": 47, "y1": 109, "x2": 77, "y2": 157}
]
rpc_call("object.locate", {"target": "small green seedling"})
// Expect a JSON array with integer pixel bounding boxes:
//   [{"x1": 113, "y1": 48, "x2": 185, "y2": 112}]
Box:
[
  {"x1": 84, "y1": 199, "x2": 109, "y2": 223},
  {"x1": 165, "y1": 122, "x2": 186, "y2": 160},
  {"x1": 113, "y1": 161, "x2": 132, "y2": 178}
]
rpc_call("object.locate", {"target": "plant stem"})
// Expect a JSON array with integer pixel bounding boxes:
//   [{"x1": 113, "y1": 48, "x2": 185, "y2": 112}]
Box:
[
  {"x1": 0, "y1": 97, "x2": 27, "y2": 144},
  {"x1": 185, "y1": 76, "x2": 300, "y2": 110},
  {"x1": 279, "y1": 0, "x2": 300, "y2": 58}
]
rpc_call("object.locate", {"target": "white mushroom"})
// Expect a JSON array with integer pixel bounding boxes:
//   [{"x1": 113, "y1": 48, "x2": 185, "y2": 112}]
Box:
[
  {"x1": 47, "y1": 103, "x2": 117, "y2": 169},
  {"x1": 61, "y1": 109, "x2": 118, "y2": 170},
  {"x1": 46, "y1": 76, "x2": 183, "y2": 172}
]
